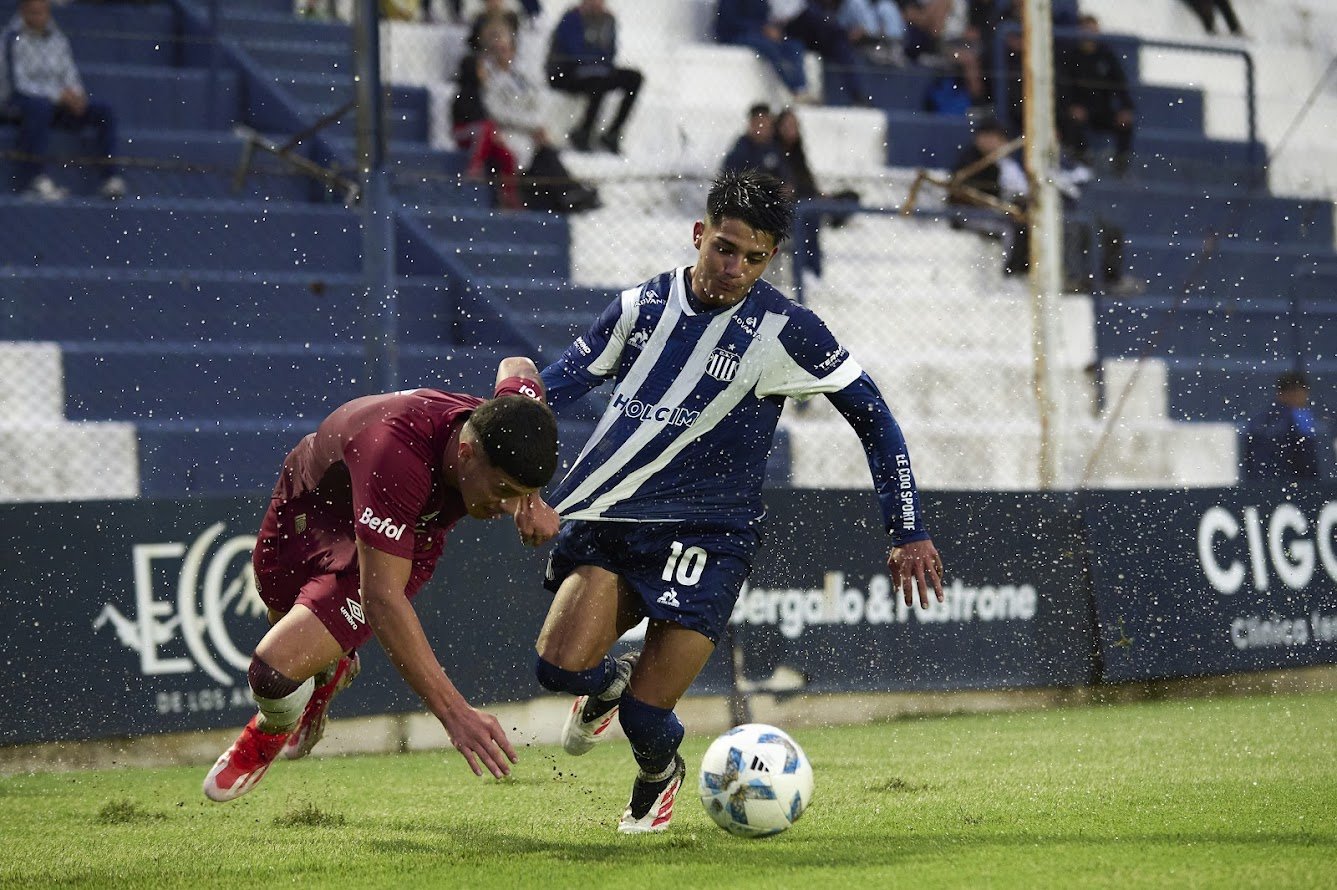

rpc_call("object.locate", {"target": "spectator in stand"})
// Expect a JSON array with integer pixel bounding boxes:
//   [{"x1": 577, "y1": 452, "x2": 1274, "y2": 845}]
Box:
[
  {"x1": 715, "y1": 0, "x2": 813, "y2": 101},
  {"x1": 775, "y1": 107, "x2": 860, "y2": 211},
  {"x1": 777, "y1": 0, "x2": 872, "y2": 104},
  {"x1": 477, "y1": 20, "x2": 599, "y2": 213},
  {"x1": 774, "y1": 107, "x2": 860, "y2": 278},
  {"x1": 451, "y1": 28, "x2": 522, "y2": 209},
  {"x1": 0, "y1": 0, "x2": 125, "y2": 200},
  {"x1": 1242, "y1": 372, "x2": 1334, "y2": 482},
  {"x1": 715, "y1": 0, "x2": 869, "y2": 105},
  {"x1": 898, "y1": 0, "x2": 986, "y2": 110},
  {"x1": 448, "y1": 0, "x2": 540, "y2": 25},
  {"x1": 813, "y1": 0, "x2": 906, "y2": 67},
  {"x1": 545, "y1": 0, "x2": 643, "y2": 154},
  {"x1": 720, "y1": 102, "x2": 785, "y2": 179},
  {"x1": 1056, "y1": 14, "x2": 1135, "y2": 173},
  {"x1": 1180, "y1": 0, "x2": 1245, "y2": 36},
  {"x1": 948, "y1": 116, "x2": 1029, "y2": 276},
  {"x1": 467, "y1": 0, "x2": 521, "y2": 51},
  {"x1": 949, "y1": 116, "x2": 1138, "y2": 293}
]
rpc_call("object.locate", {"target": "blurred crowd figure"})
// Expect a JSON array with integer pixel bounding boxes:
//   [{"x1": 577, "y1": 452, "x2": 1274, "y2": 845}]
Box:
[
  {"x1": 948, "y1": 116, "x2": 1141, "y2": 295},
  {"x1": 0, "y1": 0, "x2": 125, "y2": 200},
  {"x1": 545, "y1": 0, "x2": 642, "y2": 154},
  {"x1": 720, "y1": 102, "x2": 859, "y2": 278},
  {"x1": 1241, "y1": 372, "x2": 1335, "y2": 482},
  {"x1": 714, "y1": 0, "x2": 872, "y2": 105},
  {"x1": 1180, "y1": 0, "x2": 1245, "y2": 36},
  {"x1": 444, "y1": 0, "x2": 541, "y2": 22},
  {"x1": 451, "y1": 15, "x2": 598, "y2": 213},
  {"x1": 1056, "y1": 14, "x2": 1134, "y2": 174}
]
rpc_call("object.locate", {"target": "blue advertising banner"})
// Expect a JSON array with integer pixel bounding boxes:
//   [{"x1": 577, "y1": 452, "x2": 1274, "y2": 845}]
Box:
[
  {"x1": 729, "y1": 489, "x2": 1095, "y2": 693},
  {"x1": 0, "y1": 495, "x2": 552, "y2": 746},
  {"x1": 1, "y1": 487, "x2": 1099, "y2": 747},
  {"x1": 1082, "y1": 484, "x2": 1337, "y2": 682}
]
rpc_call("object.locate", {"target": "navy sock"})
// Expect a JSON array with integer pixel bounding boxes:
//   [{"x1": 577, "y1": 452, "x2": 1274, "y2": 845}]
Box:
[
  {"x1": 618, "y1": 692, "x2": 683, "y2": 776},
  {"x1": 534, "y1": 654, "x2": 617, "y2": 696}
]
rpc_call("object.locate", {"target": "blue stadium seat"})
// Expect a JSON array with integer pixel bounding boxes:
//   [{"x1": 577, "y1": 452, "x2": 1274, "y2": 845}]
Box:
[
  {"x1": 0, "y1": 199, "x2": 363, "y2": 271},
  {"x1": 1094, "y1": 295, "x2": 1294, "y2": 362},
  {"x1": 1164, "y1": 359, "x2": 1337, "y2": 424},
  {"x1": 1085, "y1": 182, "x2": 1334, "y2": 248}
]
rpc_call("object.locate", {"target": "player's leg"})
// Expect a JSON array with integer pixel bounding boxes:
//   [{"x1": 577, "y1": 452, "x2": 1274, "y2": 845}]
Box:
[
  {"x1": 610, "y1": 522, "x2": 759, "y2": 833},
  {"x1": 203, "y1": 604, "x2": 341, "y2": 801},
  {"x1": 205, "y1": 564, "x2": 365, "y2": 801},
  {"x1": 615, "y1": 621, "x2": 714, "y2": 834},
  {"x1": 536, "y1": 564, "x2": 645, "y2": 755}
]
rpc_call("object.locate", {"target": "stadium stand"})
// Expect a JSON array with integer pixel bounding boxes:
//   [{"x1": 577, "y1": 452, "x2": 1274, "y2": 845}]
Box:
[{"x1": 1, "y1": 0, "x2": 1333, "y2": 500}]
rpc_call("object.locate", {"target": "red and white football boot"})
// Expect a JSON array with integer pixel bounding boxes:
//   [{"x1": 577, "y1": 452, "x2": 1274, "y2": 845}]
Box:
[
  {"x1": 561, "y1": 651, "x2": 638, "y2": 756},
  {"x1": 281, "y1": 652, "x2": 361, "y2": 761},
  {"x1": 203, "y1": 715, "x2": 290, "y2": 802},
  {"x1": 617, "y1": 754, "x2": 686, "y2": 834}
]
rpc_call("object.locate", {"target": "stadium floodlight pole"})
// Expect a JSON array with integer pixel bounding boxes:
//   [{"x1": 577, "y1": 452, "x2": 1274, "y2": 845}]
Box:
[
  {"x1": 354, "y1": 0, "x2": 399, "y2": 391},
  {"x1": 1021, "y1": 0, "x2": 1067, "y2": 490}
]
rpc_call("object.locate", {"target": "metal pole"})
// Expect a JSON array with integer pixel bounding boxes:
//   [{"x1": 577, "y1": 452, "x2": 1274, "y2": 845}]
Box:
[
  {"x1": 1022, "y1": 0, "x2": 1066, "y2": 489},
  {"x1": 355, "y1": 0, "x2": 398, "y2": 392}
]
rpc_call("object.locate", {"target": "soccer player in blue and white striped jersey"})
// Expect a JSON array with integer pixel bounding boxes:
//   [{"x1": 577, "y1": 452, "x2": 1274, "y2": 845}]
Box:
[{"x1": 532, "y1": 170, "x2": 944, "y2": 833}]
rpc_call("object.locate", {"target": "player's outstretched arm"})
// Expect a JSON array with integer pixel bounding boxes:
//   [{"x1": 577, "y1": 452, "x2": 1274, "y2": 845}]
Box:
[
  {"x1": 356, "y1": 541, "x2": 518, "y2": 778},
  {"x1": 888, "y1": 539, "x2": 945, "y2": 609}
]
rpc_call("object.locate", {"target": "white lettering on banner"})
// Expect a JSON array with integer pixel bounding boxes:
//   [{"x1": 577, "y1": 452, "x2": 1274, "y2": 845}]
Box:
[
  {"x1": 1228, "y1": 611, "x2": 1337, "y2": 650},
  {"x1": 729, "y1": 572, "x2": 1037, "y2": 640},
  {"x1": 1198, "y1": 500, "x2": 1337, "y2": 594},
  {"x1": 358, "y1": 506, "x2": 407, "y2": 541},
  {"x1": 1229, "y1": 615, "x2": 1309, "y2": 650},
  {"x1": 94, "y1": 522, "x2": 265, "y2": 685}
]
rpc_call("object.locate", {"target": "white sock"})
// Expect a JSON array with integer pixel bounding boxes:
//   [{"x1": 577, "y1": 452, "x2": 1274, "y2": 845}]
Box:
[{"x1": 253, "y1": 678, "x2": 314, "y2": 733}]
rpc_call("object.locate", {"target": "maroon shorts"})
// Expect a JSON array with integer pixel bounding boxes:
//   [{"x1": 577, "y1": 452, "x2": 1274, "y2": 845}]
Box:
[{"x1": 252, "y1": 504, "x2": 435, "y2": 653}]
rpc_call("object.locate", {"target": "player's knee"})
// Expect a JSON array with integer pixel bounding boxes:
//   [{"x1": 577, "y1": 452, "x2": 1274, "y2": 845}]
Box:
[
  {"x1": 247, "y1": 654, "x2": 314, "y2": 732},
  {"x1": 618, "y1": 692, "x2": 684, "y2": 771},
  {"x1": 248, "y1": 654, "x2": 303, "y2": 699},
  {"x1": 534, "y1": 653, "x2": 616, "y2": 695}
]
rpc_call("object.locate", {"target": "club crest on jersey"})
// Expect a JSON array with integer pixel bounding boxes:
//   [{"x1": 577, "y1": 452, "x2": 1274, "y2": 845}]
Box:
[{"x1": 706, "y1": 347, "x2": 740, "y2": 383}]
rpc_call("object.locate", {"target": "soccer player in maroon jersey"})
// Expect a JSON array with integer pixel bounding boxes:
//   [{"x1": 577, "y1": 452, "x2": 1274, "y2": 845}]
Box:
[{"x1": 204, "y1": 357, "x2": 561, "y2": 802}]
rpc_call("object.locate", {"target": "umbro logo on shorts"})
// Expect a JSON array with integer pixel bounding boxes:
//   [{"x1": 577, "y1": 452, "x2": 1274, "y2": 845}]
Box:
[{"x1": 341, "y1": 597, "x2": 365, "y2": 628}]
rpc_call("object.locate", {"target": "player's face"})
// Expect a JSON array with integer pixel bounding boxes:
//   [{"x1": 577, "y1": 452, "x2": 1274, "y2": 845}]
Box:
[
  {"x1": 458, "y1": 446, "x2": 540, "y2": 519},
  {"x1": 690, "y1": 218, "x2": 778, "y2": 309}
]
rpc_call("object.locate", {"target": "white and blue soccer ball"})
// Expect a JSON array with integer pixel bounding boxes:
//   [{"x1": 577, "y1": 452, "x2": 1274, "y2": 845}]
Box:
[{"x1": 698, "y1": 723, "x2": 814, "y2": 837}]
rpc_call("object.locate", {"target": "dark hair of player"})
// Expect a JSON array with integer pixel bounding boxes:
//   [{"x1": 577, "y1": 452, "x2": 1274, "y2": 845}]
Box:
[
  {"x1": 707, "y1": 169, "x2": 795, "y2": 246},
  {"x1": 468, "y1": 395, "x2": 559, "y2": 488}
]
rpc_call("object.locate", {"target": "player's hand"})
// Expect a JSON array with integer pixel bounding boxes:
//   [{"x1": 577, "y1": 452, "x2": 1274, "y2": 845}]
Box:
[
  {"x1": 441, "y1": 704, "x2": 518, "y2": 778},
  {"x1": 513, "y1": 493, "x2": 559, "y2": 547},
  {"x1": 887, "y1": 539, "x2": 944, "y2": 609}
]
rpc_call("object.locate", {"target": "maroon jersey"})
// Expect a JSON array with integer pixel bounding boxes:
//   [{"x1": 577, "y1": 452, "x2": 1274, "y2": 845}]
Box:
[{"x1": 266, "y1": 380, "x2": 535, "y2": 575}]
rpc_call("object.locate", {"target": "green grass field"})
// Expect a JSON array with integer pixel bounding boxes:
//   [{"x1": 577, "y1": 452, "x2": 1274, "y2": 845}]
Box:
[{"x1": 2, "y1": 691, "x2": 1334, "y2": 889}]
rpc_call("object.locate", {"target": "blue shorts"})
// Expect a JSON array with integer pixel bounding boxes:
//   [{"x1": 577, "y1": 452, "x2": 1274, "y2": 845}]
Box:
[{"x1": 544, "y1": 519, "x2": 762, "y2": 644}]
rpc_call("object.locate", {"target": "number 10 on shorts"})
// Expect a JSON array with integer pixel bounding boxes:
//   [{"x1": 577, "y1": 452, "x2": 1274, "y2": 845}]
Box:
[{"x1": 662, "y1": 541, "x2": 707, "y2": 586}]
